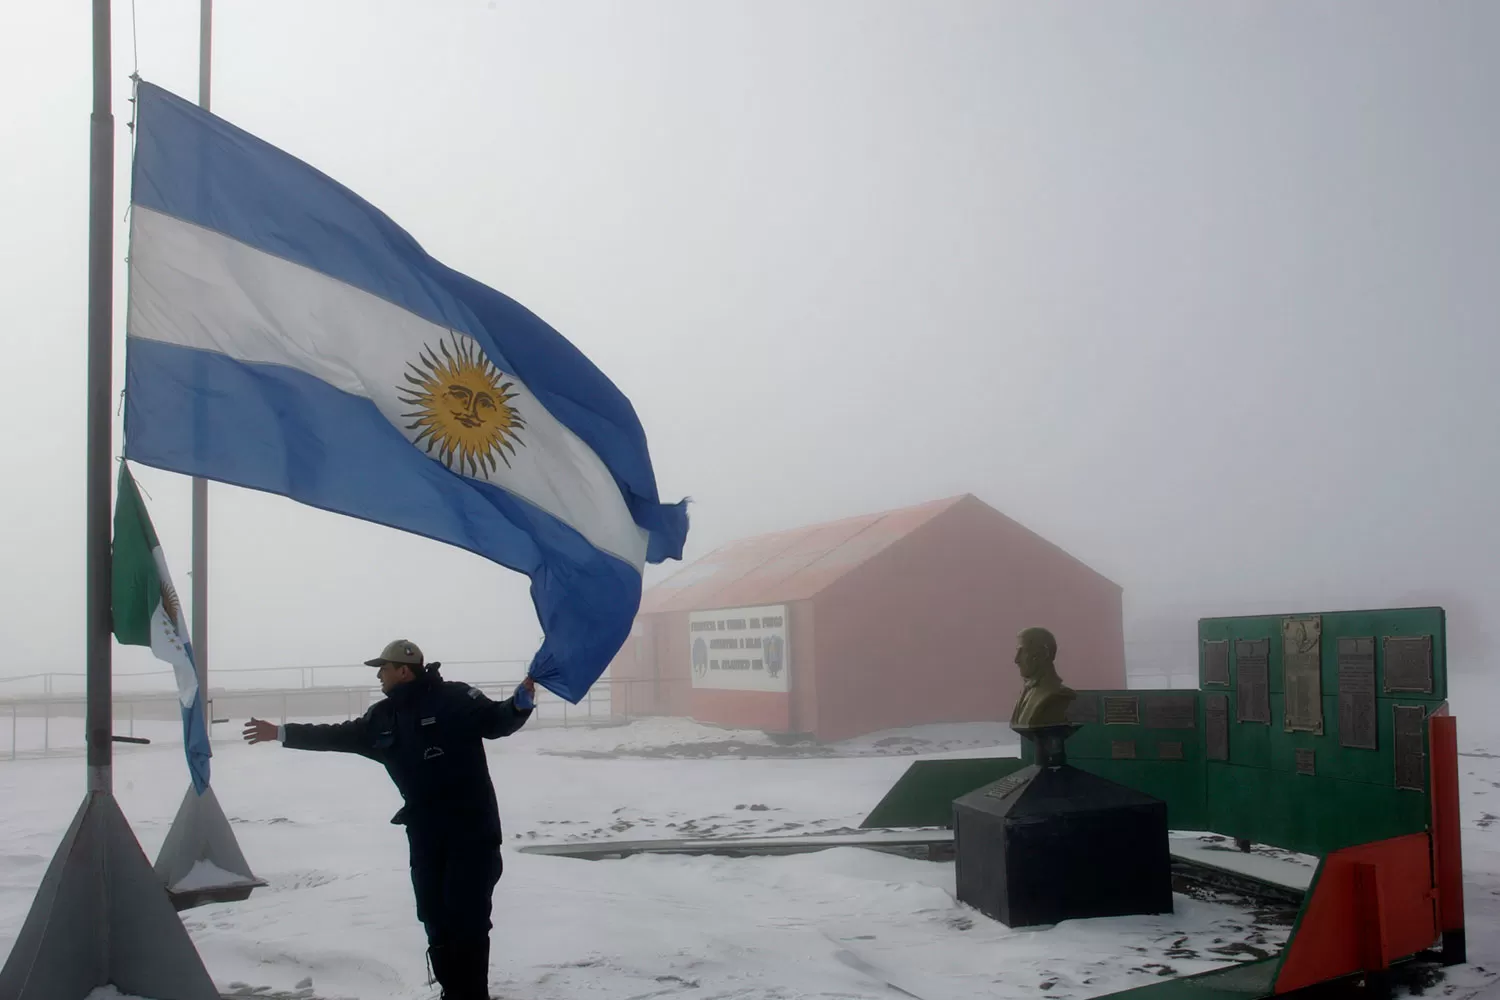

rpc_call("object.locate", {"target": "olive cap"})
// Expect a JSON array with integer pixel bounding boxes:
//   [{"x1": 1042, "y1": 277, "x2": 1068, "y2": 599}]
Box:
[{"x1": 364, "y1": 639, "x2": 423, "y2": 667}]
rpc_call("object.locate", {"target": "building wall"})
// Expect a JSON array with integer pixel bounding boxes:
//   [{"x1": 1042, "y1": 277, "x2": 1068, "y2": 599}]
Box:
[
  {"x1": 809, "y1": 496, "x2": 1125, "y2": 742},
  {"x1": 787, "y1": 601, "x2": 818, "y2": 734},
  {"x1": 612, "y1": 604, "x2": 810, "y2": 732},
  {"x1": 610, "y1": 495, "x2": 1124, "y2": 742}
]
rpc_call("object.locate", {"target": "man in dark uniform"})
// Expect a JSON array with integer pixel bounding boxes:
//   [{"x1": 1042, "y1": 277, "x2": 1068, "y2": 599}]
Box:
[{"x1": 242, "y1": 639, "x2": 535, "y2": 1000}]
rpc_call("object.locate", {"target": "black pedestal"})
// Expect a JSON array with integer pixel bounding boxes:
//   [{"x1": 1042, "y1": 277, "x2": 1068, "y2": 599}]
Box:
[{"x1": 953, "y1": 727, "x2": 1172, "y2": 928}]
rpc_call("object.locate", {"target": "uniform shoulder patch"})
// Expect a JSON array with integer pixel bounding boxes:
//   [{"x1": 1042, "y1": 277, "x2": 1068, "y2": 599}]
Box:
[{"x1": 467, "y1": 687, "x2": 483, "y2": 699}]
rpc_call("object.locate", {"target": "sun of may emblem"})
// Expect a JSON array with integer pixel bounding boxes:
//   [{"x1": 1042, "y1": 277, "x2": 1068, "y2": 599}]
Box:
[
  {"x1": 159, "y1": 577, "x2": 182, "y2": 629},
  {"x1": 398, "y1": 333, "x2": 527, "y2": 477}
]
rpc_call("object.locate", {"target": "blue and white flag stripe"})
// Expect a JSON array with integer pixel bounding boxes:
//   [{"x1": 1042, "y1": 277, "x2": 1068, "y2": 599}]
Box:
[
  {"x1": 124, "y1": 82, "x2": 687, "y2": 702},
  {"x1": 128, "y1": 207, "x2": 648, "y2": 567}
]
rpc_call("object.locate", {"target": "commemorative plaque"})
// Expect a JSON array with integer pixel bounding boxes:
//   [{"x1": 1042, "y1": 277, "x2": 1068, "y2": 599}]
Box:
[
  {"x1": 984, "y1": 771, "x2": 1034, "y2": 803},
  {"x1": 1294, "y1": 748, "x2": 1316, "y2": 776},
  {"x1": 1235, "y1": 639, "x2": 1271, "y2": 724},
  {"x1": 1144, "y1": 693, "x2": 1197, "y2": 730},
  {"x1": 1393, "y1": 705, "x2": 1427, "y2": 791},
  {"x1": 1103, "y1": 695, "x2": 1140, "y2": 726},
  {"x1": 1111, "y1": 740, "x2": 1137, "y2": 760},
  {"x1": 1384, "y1": 635, "x2": 1434, "y2": 694},
  {"x1": 1206, "y1": 693, "x2": 1230, "y2": 761},
  {"x1": 1282, "y1": 617, "x2": 1323, "y2": 734},
  {"x1": 1338, "y1": 637, "x2": 1377, "y2": 750},
  {"x1": 1158, "y1": 741, "x2": 1184, "y2": 761},
  {"x1": 1202, "y1": 639, "x2": 1230, "y2": 687},
  {"x1": 1066, "y1": 694, "x2": 1101, "y2": 725}
]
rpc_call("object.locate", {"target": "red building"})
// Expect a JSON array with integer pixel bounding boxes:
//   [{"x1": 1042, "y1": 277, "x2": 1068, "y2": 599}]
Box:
[{"x1": 609, "y1": 494, "x2": 1125, "y2": 742}]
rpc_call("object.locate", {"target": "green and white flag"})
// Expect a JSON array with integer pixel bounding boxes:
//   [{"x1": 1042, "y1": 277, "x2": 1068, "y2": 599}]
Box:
[{"x1": 113, "y1": 463, "x2": 211, "y2": 792}]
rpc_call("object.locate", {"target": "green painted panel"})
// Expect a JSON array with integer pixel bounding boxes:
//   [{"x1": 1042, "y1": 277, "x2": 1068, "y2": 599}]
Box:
[
  {"x1": 1193, "y1": 606, "x2": 1445, "y2": 855},
  {"x1": 1096, "y1": 957, "x2": 1280, "y2": 999},
  {"x1": 1266, "y1": 695, "x2": 1434, "y2": 789},
  {"x1": 1226, "y1": 702, "x2": 1273, "y2": 770},
  {"x1": 859, "y1": 756, "x2": 1025, "y2": 829},
  {"x1": 1060, "y1": 690, "x2": 1203, "y2": 761},
  {"x1": 1198, "y1": 607, "x2": 1447, "y2": 705},
  {"x1": 1204, "y1": 763, "x2": 1428, "y2": 855},
  {"x1": 1202, "y1": 764, "x2": 1274, "y2": 844},
  {"x1": 1067, "y1": 757, "x2": 1208, "y2": 830}
]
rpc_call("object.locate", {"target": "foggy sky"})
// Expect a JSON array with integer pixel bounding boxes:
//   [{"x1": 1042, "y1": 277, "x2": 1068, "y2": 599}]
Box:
[{"x1": 2, "y1": 1, "x2": 1497, "y2": 684}]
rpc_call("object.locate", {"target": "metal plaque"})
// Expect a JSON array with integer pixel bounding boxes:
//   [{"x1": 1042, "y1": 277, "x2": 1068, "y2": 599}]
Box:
[
  {"x1": 1235, "y1": 638, "x2": 1271, "y2": 724},
  {"x1": 1338, "y1": 637, "x2": 1378, "y2": 750},
  {"x1": 1294, "y1": 748, "x2": 1316, "y2": 776},
  {"x1": 1383, "y1": 635, "x2": 1434, "y2": 694},
  {"x1": 1393, "y1": 704, "x2": 1427, "y2": 791},
  {"x1": 1202, "y1": 639, "x2": 1230, "y2": 687},
  {"x1": 1282, "y1": 617, "x2": 1324, "y2": 734},
  {"x1": 1103, "y1": 695, "x2": 1140, "y2": 726},
  {"x1": 984, "y1": 771, "x2": 1033, "y2": 802},
  {"x1": 1158, "y1": 741, "x2": 1184, "y2": 760},
  {"x1": 1111, "y1": 740, "x2": 1137, "y2": 760},
  {"x1": 1144, "y1": 693, "x2": 1197, "y2": 730},
  {"x1": 1065, "y1": 694, "x2": 1100, "y2": 725},
  {"x1": 1206, "y1": 693, "x2": 1230, "y2": 761}
]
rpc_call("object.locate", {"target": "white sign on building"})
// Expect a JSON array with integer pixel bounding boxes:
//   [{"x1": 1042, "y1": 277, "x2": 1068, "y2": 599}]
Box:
[{"x1": 687, "y1": 604, "x2": 789, "y2": 692}]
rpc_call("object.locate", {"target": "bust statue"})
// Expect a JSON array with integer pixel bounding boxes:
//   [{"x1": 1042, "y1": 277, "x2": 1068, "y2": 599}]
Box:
[{"x1": 1009, "y1": 626, "x2": 1077, "y2": 731}]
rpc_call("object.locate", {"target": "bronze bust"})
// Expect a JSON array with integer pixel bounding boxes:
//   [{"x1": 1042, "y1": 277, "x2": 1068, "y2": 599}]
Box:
[{"x1": 1009, "y1": 626, "x2": 1076, "y2": 731}]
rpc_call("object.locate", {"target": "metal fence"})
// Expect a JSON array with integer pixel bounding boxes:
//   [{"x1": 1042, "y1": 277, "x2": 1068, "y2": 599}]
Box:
[
  {"x1": 0, "y1": 659, "x2": 537, "y2": 698},
  {"x1": 0, "y1": 654, "x2": 1194, "y2": 760},
  {"x1": 0, "y1": 675, "x2": 676, "y2": 760}
]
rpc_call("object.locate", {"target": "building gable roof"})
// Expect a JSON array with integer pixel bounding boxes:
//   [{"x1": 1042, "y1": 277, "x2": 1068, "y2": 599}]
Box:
[{"x1": 640, "y1": 495, "x2": 969, "y2": 614}]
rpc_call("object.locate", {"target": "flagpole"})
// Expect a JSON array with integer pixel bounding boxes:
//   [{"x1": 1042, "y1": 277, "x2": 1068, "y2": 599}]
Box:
[
  {"x1": 191, "y1": 0, "x2": 211, "y2": 721},
  {"x1": 0, "y1": 6, "x2": 229, "y2": 992},
  {"x1": 85, "y1": 0, "x2": 115, "y2": 795}
]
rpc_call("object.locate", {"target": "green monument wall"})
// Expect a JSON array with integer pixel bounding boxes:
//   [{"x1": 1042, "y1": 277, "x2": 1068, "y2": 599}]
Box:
[
  {"x1": 1194, "y1": 606, "x2": 1444, "y2": 855},
  {"x1": 876, "y1": 607, "x2": 1446, "y2": 858}
]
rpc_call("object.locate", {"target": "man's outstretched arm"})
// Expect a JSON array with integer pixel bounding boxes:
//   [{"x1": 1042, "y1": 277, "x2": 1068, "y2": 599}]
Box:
[{"x1": 243, "y1": 712, "x2": 376, "y2": 756}]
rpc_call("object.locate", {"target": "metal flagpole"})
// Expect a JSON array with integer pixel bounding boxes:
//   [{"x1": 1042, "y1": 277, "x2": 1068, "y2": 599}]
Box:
[
  {"x1": 152, "y1": 0, "x2": 266, "y2": 913},
  {"x1": 0, "y1": 2, "x2": 219, "y2": 995},
  {"x1": 191, "y1": 0, "x2": 211, "y2": 720},
  {"x1": 84, "y1": 0, "x2": 115, "y2": 800}
]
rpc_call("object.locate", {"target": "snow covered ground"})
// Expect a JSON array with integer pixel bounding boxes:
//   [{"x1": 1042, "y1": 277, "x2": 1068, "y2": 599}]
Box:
[{"x1": 4, "y1": 686, "x2": 1500, "y2": 1000}]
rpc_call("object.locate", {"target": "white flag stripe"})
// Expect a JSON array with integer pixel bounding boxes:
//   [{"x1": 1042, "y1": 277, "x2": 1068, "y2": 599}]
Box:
[
  {"x1": 128, "y1": 205, "x2": 649, "y2": 567},
  {"x1": 149, "y1": 546, "x2": 198, "y2": 708}
]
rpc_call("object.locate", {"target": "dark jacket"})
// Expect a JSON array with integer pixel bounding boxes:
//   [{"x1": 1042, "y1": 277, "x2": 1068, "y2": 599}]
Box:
[{"x1": 282, "y1": 669, "x2": 531, "y2": 843}]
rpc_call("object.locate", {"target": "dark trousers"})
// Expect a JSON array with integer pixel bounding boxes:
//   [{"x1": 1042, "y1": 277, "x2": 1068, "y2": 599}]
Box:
[{"x1": 407, "y1": 827, "x2": 504, "y2": 948}]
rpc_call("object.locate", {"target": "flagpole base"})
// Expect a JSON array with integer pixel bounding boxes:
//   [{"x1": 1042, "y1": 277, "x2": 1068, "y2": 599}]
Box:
[
  {"x1": 155, "y1": 784, "x2": 266, "y2": 911},
  {"x1": 0, "y1": 790, "x2": 220, "y2": 1000}
]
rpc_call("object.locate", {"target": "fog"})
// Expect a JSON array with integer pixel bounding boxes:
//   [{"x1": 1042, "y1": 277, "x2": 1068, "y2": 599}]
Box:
[{"x1": 2, "y1": 1, "x2": 1496, "y2": 686}]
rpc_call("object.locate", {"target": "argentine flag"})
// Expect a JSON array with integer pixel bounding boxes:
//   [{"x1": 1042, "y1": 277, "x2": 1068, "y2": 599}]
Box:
[{"x1": 123, "y1": 82, "x2": 687, "y2": 702}]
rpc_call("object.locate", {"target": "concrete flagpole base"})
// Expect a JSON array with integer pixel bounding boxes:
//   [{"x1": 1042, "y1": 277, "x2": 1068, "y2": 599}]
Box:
[
  {"x1": 155, "y1": 784, "x2": 266, "y2": 910},
  {"x1": 0, "y1": 790, "x2": 220, "y2": 1000}
]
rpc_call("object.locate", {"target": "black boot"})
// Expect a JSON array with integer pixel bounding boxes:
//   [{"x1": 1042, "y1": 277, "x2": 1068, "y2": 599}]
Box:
[
  {"x1": 451, "y1": 936, "x2": 493, "y2": 1000},
  {"x1": 427, "y1": 942, "x2": 459, "y2": 999},
  {"x1": 476, "y1": 936, "x2": 492, "y2": 999}
]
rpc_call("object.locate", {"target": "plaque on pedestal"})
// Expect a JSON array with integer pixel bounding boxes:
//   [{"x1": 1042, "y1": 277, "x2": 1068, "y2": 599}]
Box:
[{"x1": 953, "y1": 724, "x2": 1173, "y2": 928}]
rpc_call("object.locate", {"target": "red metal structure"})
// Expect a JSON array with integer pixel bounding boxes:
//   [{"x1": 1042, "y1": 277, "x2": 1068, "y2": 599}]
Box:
[
  {"x1": 610, "y1": 494, "x2": 1125, "y2": 741},
  {"x1": 1270, "y1": 709, "x2": 1465, "y2": 994}
]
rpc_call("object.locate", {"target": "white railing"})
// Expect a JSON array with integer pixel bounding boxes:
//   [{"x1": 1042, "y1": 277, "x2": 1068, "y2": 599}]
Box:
[
  {"x1": 0, "y1": 651, "x2": 1202, "y2": 760},
  {"x1": 0, "y1": 676, "x2": 647, "y2": 760},
  {"x1": 0, "y1": 659, "x2": 534, "y2": 698}
]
